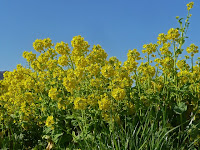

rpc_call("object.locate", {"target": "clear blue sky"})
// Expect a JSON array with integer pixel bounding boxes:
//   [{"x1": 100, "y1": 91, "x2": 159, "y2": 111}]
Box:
[{"x1": 0, "y1": 0, "x2": 200, "y2": 71}]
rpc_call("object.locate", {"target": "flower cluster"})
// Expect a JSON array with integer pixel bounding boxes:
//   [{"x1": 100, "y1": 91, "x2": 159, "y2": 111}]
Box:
[
  {"x1": 186, "y1": 44, "x2": 199, "y2": 57},
  {"x1": 167, "y1": 28, "x2": 180, "y2": 40},
  {"x1": 142, "y1": 43, "x2": 158, "y2": 55},
  {"x1": 187, "y1": 2, "x2": 194, "y2": 11}
]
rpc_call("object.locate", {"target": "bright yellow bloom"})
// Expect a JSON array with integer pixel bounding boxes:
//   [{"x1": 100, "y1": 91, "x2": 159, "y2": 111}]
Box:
[
  {"x1": 87, "y1": 94, "x2": 99, "y2": 107},
  {"x1": 24, "y1": 92, "x2": 34, "y2": 103},
  {"x1": 157, "y1": 33, "x2": 168, "y2": 45},
  {"x1": 101, "y1": 65, "x2": 115, "y2": 78},
  {"x1": 98, "y1": 94, "x2": 111, "y2": 111},
  {"x1": 58, "y1": 55, "x2": 69, "y2": 66},
  {"x1": 55, "y1": 41, "x2": 70, "y2": 55},
  {"x1": 90, "y1": 78, "x2": 101, "y2": 88},
  {"x1": 48, "y1": 87, "x2": 58, "y2": 100},
  {"x1": 177, "y1": 70, "x2": 191, "y2": 84},
  {"x1": 74, "y1": 56, "x2": 87, "y2": 68},
  {"x1": 87, "y1": 63, "x2": 100, "y2": 77},
  {"x1": 127, "y1": 49, "x2": 141, "y2": 60},
  {"x1": 71, "y1": 35, "x2": 90, "y2": 59},
  {"x1": 142, "y1": 43, "x2": 158, "y2": 55},
  {"x1": 111, "y1": 87, "x2": 126, "y2": 101},
  {"x1": 167, "y1": 28, "x2": 180, "y2": 40},
  {"x1": 160, "y1": 57, "x2": 173, "y2": 69},
  {"x1": 187, "y1": 2, "x2": 194, "y2": 11},
  {"x1": 22, "y1": 51, "x2": 36, "y2": 62},
  {"x1": 33, "y1": 39, "x2": 44, "y2": 53},
  {"x1": 176, "y1": 60, "x2": 189, "y2": 71},
  {"x1": 37, "y1": 53, "x2": 50, "y2": 63},
  {"x1": 108, "y1": 56, "x2": 122, "y2": 69},
  {"x1": 46, "y1": 48, "x2": 57, "y2": 58},
  {"x1": 45, "y1": 116, "x2": 55, "y2": 129},
  {"x1": 86, "y1": 44, "x2": 108, "y2": 65},
  {"x1": 43, "y1": 38, "x2": 53, "y2": 49},
  {"x1": 137, "y1": 62, "x2": 156, "y2": 78},
  {"x1": 154, "y1": 58, "x2": 161, "y2": 63},
  {"x1": 63, "y1": 69, "x2": 78, "y2": 93},
  {"x1": 74, "y1": 97, "x2": 87, "y2": 110},
  {"x1": 74, "y1": 67, "x2": 85, "y2": 79},
  {"x1": 159, "y1": 43, "x2": 171, "y2": 55},
  {"x1": 124, "y1": 49, "x2": 140, "y2": 73},
  {"x1": 186, "y1": 44, "x2": 198, "y2": 56},
  {"x1": 46, "y1": 59, "x2": 58, "y2": 71}
]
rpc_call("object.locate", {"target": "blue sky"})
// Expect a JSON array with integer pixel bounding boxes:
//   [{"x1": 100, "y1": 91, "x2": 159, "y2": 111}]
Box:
[{"x1": 0, "y1": 0, "x2": 200, "y2": 71}]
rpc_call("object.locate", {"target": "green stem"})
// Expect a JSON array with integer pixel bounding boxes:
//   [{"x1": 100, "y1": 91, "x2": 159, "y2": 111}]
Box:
[
  {"x1": 69, "y1": 54, "x2": 75, "y2": 70},
  {"x1": 135, "y1": 72, "x2": 141, "y2": 98},
  {"x1": 180, "y1": 114, "x2": 183, "y2": 131},
  {"x1": 148, "y1": 54, "x2": 150, "y2": 90},
  {"x1": 173, "y1": 41, "x2": 178, "y2": 102},
  {"x1": 191, "y1": 55, "x2": 193, "y2": 73},
  {"x1": 173, "y1": 41, "x2": 176, "y2": 78}
]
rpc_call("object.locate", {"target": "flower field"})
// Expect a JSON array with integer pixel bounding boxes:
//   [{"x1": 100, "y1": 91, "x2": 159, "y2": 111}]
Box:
[{"x1": 0, "y1": 2, "x2": 199, "y2": 150}]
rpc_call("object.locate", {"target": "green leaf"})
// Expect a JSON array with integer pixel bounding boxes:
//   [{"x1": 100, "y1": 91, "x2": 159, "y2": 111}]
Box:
[
  {"x1": 173, "y1": 102, "x2": 187, "y2": 115},
  {"x1": 178, "y1": 18, "x2": 184, "y2": 24},
  {"x1": 52, "y1": 132, "x2": 63, "y2": 143}
]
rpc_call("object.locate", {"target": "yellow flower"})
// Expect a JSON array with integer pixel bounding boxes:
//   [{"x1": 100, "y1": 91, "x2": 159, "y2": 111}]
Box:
[
  {"x1": 33, "y1": 39, "x2": 44, "y2": 53},
  {"x1": 46, "y1": 116, "x2": 55, "y2": 129},
  {"x1": 137, "y1": 63, "x2": 156, "y2": 78},
  {"x1": 176, "y1": 60, "x2": 189, "y2": 71},
  {"x1": 43, "y1": 38, "x2": 53, "y2": 49},
  {"x1": 74, "y1": 56, "x2": 87, "y2": 68},
  {"x1": 63, "y1": 69, "x2": 78, "y2": 93},
  {"x1": 98, "y1": 94, "x2": 111, "y2": 110},
  {"x1": 157, "y1": 33, "x2": 167, "y2": 45},
  {"x1": 74, "y1": 67, "x2": 85, "y2": 79},
  {"x1": 74, "y1": 97, "x2": 87, "y2": 110},
  {"x1": 167, "y1": 28, "x2": 180, "y2": 40},
  {"x1": 86, "y1": 44, "x2": 108, "y2": 65},
  {"x1": 154, "y1": 58, "x2": 161, "y2": 63},
  {"x1": 159, "y1": 43, "x2": 171, "y2": 55},
  {"x1": 186, "y1": 44, "x2": 198, "y2": 57},
  {"x1": 24, "y1": 92, "x2": 33, "y2": 103},
  {"x1": 187, "y1": 2, "x2": 194, "y2": 11},
  {"x1": 58, "y1": 55, "x2": 69, "y2": 66},
  {"x1": 86, "y1": 63, "x2": 100, "y2": 77},
  {"x1": 71, "y1": 35, "x2": 90, "y2": 58},
  {"x1": 90, "y1": 78, "x2": 101, "y2": 88},
  {"x1": 111, "y1": 87, "x2": 126, "y2": 101},
  {"x1": 87, "y1": 94, "x2": 99, "y2": 107},
  {"x1": 37, "y1": 53, "x2": 50, "y2": 63},
  {"x1": 46, "y1": 59, "x2": 58, "y2": 71},
  {"x1": 160, "y1": 57, "x2": 173, "y2": 69},
  {"x1": 127, "y1": 49, "x2": 141, "y2": 60},
  {"x1": 48, "y1": 87, "x2": 58, "y2": 100},
  {"x1": 101, "y1": 65, "x2": 115, "y2": 78},
  {"x1": 123, "y1": 58, "x2": 138, "y2": 73},
  {"x1": 22, "y1": 51, "x2": 36, "y2": 62},
  {"x1": 142, "y1": 43, "x2": 157, "y2": 55},
  {"x1": 55, "y1": 41, "x2": 70, "y2": 55}
]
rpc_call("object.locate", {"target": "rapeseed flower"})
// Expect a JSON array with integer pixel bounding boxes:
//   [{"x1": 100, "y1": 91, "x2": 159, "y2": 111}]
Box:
[
  {"x1": 187, "y1": 2, "x2": 194, "y2": 11},
  {"x1": 74, "y1": 97, "x2": 87, "y2": 110},
  {"x1": 48, "y1": 87, "x2": 58, "y2": 100},
  {"x1": 111, "y1": 87, "x2": 126, "y2": 101},
  {"x1": 167, "y1": 28, "x2": 180, "y2": 40},
  {"x1": 45, "y1": 116, "x2": 55, "y2": 129}
]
